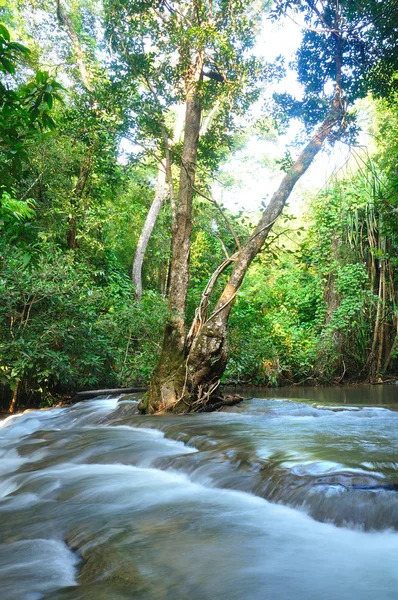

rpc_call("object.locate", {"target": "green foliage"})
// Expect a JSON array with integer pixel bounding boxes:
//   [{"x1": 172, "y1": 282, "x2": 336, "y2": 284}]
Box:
[
  {"x1": 0, "y1": 15, "x2": 170, "y2": 408},
  {"x1": 0, "y1": 23, "x2": 63, "y2": 185},
  {"x1": 103, "y1": 0, "x2": 281, "y2": 181},
  {"x1": 0, "y1": 239, "x2": 167, "y2": 405},
  {"x1": 225, "y1": 257, "x2": 324, "y2": 385},
  {"x1": 0, "y1": 190, "x2": 35, "y2": 228},
  {"x1": 272, "y1": 0, "x2": 398, "y2": 137},
  {"x1": 225, "y1": 126, "x2": 398, "y2": 385},
  {"x1": 100, "y1": 290, "x2": 168, "y2": 385}
]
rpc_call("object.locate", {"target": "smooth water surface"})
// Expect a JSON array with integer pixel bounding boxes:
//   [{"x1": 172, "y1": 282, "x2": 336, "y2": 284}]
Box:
[
  {"x1": 0, "y1": 386, "x2": 398, "y2": 599},
  {"x1": 225, "y1": 383, "x2": 398, "y2": 406}
]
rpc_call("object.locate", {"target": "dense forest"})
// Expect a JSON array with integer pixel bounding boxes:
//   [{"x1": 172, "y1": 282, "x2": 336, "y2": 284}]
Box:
[{"x1": 0, "y1": 0, "x2": 397, "y2": 413}]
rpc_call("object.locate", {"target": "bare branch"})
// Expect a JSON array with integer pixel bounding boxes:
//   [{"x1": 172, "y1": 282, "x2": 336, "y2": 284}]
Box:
[
  {"x1": 304, "y1": 0, "x2": 339, "y2": 38},
  {"x1": 211, "y1": 233, "x2": 230, "y2": 259},
  {"x1": 192, "y1": 185, "x2": 242, "y2": 250},
  {"x1": 163, "y1": 0, "x2": 193, "y2": 26},
  {"x1": 285, "y1": 12, "x2": 337, "y2": 35}
]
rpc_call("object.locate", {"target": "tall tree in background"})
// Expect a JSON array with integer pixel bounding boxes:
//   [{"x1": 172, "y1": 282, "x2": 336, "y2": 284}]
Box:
[
  {"x1": 139, "y1": 0, "x2": 398, "y2": 413},
  {"x1": 56, "y1": 0, "x2": 95, "y2": 249}
]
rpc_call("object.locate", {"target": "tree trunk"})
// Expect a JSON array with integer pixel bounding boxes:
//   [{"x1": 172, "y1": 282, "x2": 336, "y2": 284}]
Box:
[
  {"x1": 56, "y1": 0, "x2": 93, "y2": 92},
  {"x1": 8, "y1": 380, "x2": 20, "y2": 414},
  {"x1": 132, "y1": 164, "x2": 168, "y2": 299},
  {"x1": 131, "y1": 107, "x2": 184, "y2": 298},
  {"x1": 366, "y1": 227, "x2": 389, "y2": 382},
  {"x1": 383, "y1": 260, "x2": 398, "y2": 374},
  {"x1": 376, "y1": 258, "x2": 386, "y2": 377},
  {"x1": 56, "y1": 1, "x2": 95, "y2": 250},
  {"x1": 166, "y1": 86, "x2": 202, "y2": 348},
  {"x1": 130, "y1": 86, "x2": 222, "y2": 302},
  {"x1": 141, "y1": 13, "x2": 345, "y2": 414},
  {"x1": 141, "y1": 102, "x2": 345, "y2": 413},
  {"x1": 67, "y1": 155, "x2": 92, "y2": 250},
  {"x1": 139, "y1": 57, "x2": 204, "y2": 412}
]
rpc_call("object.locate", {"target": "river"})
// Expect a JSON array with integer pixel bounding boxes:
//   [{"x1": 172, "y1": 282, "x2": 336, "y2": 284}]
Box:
[{"x1": 1, "y1": 386, "x2": 398, "y2": 599}]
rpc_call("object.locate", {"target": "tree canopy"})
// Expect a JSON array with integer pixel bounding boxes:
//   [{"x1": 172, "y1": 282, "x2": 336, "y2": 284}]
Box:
[{"x1": 0, "y1": 0, "x2": 397, "y2": 412}]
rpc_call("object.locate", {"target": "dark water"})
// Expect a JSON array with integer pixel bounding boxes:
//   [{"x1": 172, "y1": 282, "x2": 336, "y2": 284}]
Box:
[
  {"x1": 225, "y1": 383, "x2": 398, "y2": 406},
  {"x1": 1, "y1": 386, "x2": 398, "y2": 599}
]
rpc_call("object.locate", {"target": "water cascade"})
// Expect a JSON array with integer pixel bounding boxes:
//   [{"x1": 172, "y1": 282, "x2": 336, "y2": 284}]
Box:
[{"x1": 1, "y1": 389, "x2": 398, "y2": 599}]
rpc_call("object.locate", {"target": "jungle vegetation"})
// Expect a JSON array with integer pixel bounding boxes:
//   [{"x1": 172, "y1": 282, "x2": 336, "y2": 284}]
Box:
[{"x1": 0, "y1": 0, "x2": 397, "y2": 412}]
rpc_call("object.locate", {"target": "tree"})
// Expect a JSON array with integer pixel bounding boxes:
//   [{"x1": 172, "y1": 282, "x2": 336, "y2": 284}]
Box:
[
  {"x1": 104, "y1": 0, "x2": 271, "y2": 299},
  {"x1": 55, "y1": 0, "x2": 109, "y2": 249},
  {"x1": 140, "y1": 0, "x2": 398, "y2": 413},
  {"x1": 0, "y1": 7, "x2": 171, "y2": 412},
  {"x1": 0, "y1": 22, "x2": 63, "y2": 411},
  {"x1": 131, "y1": 161, "x2": 169, "y2": 299}
]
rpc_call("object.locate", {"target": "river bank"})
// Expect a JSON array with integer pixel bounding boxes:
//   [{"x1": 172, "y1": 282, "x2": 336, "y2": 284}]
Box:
[{"x1": 1, "y1": 379, "x2": 397, "y2": 416}]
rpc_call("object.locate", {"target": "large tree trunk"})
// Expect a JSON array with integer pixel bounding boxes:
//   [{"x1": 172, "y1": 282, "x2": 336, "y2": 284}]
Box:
[
  {"x1": 140, "y1": 10, "x2": 345, "y2": 414},
  {"x1": 166, "y1": 87, "x2": 202, "y2": 347},
  {"x1": 141, "y1": 102, "x2": 345, "y2": 413},
  {"x1": 132, "y1": 164, "x2": 168, "y2": 299},
  {"x1": 131, "y1": 101, "x2": 218, "y2": 300},
  {"x1": 139, "y1": 57, "x2": 203, "y2": 412}
]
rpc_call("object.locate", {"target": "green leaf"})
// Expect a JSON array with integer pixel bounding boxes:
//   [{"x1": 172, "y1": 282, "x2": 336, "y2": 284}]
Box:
[
  {"x1": 22, "y1": 252, "x2": 31, "y2": 267},
  {"x1": 43, "y1": 92, "x2": 53, "y2": 109},
  {"x1": 9, "y1": 41, "x2": 30, "y2": 55},
  {"x1": 29, "y1": 107, "x2": 40, "y2": 121},
  {"x1": 52, "y1": 93, "x2": 64, "y2": 104},
  {"x1": 0, "y1": 23, "x2": 10, "y2": 41},
  {"x1": 0, "y1": 56, "x2": 15, "y2": 74},
  {"x1": 41, "y1": 112, "x2": 56, "y2": 130},
  {"x1": 35, "y1": 70, "x2": 45, "y2": 84}
]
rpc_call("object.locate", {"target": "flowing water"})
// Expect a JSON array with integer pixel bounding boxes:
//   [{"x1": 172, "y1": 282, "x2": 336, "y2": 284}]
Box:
[{"x1": 1, "y1": 386, "x2": 398, "y2": 599}]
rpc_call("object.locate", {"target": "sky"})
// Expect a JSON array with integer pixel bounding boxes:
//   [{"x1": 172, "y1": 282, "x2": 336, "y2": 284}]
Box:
[{"x1": 215, "y1": 15, "x2": 353, "y2": 214}]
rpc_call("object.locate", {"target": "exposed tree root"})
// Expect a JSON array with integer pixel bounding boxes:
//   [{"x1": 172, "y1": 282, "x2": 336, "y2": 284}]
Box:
[{"x1": 198, "y1": 393, "x2": 244, "y2": 412}]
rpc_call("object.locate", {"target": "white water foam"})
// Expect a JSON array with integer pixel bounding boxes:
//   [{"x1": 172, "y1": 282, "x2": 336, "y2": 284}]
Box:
[{"x1": 0, "y1": 538, "x2": 78, "y2": 600}]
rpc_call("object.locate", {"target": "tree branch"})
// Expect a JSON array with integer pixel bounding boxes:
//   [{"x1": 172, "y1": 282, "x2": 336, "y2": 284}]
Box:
[
  {"x1": 192, "y1": 185, "x2": 242, "y2": 250},
  {"x1": 186, "y1": 252, "x2": 239, "y2": 350}
]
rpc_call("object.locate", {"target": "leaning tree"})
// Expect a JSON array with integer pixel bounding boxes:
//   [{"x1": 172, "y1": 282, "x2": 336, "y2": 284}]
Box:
[{"x1": 111, "y1": 0, "x2": 397, "y2": 413}]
